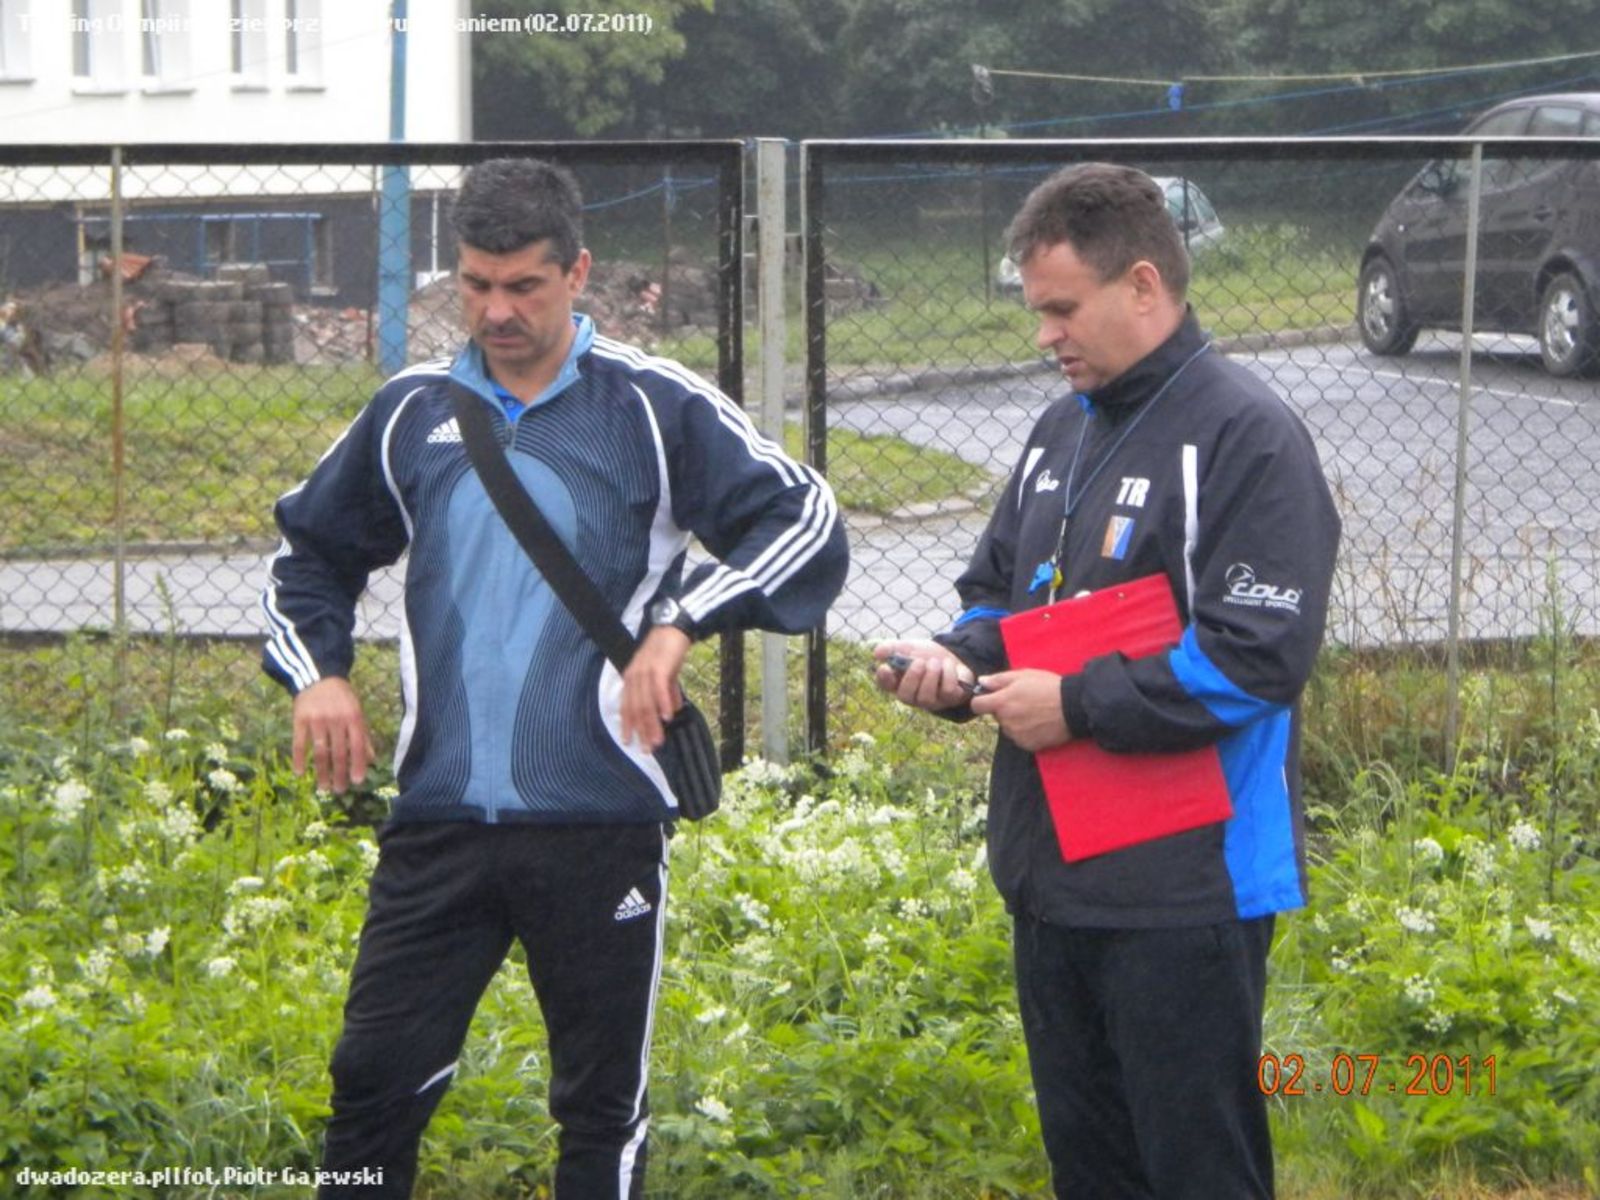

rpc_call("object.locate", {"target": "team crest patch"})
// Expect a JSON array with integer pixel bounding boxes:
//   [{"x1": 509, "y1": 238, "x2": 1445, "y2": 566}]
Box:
[{"x1": 1102, "y1": 515, "x2": 1135, "y2": 559}]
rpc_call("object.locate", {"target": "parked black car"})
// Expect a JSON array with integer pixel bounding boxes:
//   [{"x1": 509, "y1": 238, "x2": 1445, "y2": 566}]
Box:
[{"x1": 1357, "y1": 92, "x2": 1600, "y2": 377}]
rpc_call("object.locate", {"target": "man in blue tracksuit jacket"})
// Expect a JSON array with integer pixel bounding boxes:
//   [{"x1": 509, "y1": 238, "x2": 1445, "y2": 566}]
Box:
[
  {"x1": 260, "y1": 158, "x2": 846, "y2": 1198},
  {"x1": 876, "y1": 164, "x2": 1339, "y2": 1198}
]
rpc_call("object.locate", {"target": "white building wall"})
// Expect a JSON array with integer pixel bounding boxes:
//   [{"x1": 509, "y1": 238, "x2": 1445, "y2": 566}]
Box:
[{"x1": 0, "y1": 0, "x2": 469, "y2": 144}]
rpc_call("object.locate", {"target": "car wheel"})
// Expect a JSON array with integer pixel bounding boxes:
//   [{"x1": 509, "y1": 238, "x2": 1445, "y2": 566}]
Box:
[
  {"x1": 1358, "y1": 257, "x2": 1419, "y2": 356},
  {"x1": 1537, "y1": 271, "x2": 1600, "y2": 378}
]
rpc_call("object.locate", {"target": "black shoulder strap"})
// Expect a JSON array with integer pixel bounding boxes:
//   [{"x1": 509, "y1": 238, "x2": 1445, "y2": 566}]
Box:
[{"x1": 449, "y1": 382, "x2": 639, "y2": 672}]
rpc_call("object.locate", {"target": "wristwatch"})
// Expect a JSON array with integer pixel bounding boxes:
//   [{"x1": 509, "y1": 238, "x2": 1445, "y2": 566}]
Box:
[{"x1": 647, "y1": 596, "x2": 698, "y2": 641}]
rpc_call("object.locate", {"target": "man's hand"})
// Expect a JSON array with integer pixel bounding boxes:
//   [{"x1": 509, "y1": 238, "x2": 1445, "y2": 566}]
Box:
[
  {"x1": 622, "y1": 626, "x2": 693, "y2": 752},
  {"x1": 292, "y1": 676, "x2": 377, "y2": 794},
  {"x1": 872, "y1": 639, "x2": 978, "y2": 712},
  {"x1": 969, "y1": 669, "x2": 1073, "y2": 752}
]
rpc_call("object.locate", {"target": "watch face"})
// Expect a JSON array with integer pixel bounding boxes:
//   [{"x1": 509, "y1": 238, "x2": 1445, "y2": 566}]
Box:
[{"x1": 652, "y1": 598, "x2": 683, "y2": 625}]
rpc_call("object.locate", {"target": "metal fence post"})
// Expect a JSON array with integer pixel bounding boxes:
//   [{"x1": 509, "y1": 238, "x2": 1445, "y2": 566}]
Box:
[
  {"x1": 1444, "y1": 142, "x2": 1485, "y2": 772},
  {"x1": 756, "y1": 139, "x2": 790, "y2": 764},
  {"x1": 801, "y1": 144, "x2": 828, "y2": 757},
  {"x1": 716, "y1": 144, "x2": 748, "y2": 770},
  {"x1": 109, "y1": 146, "x2": 128, "y2": 713}
]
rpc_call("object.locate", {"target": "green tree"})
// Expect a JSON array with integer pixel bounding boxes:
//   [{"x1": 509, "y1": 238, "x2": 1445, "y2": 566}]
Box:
[{"x1": 472, "y1": 0, "x2": 713, "y2": 138}]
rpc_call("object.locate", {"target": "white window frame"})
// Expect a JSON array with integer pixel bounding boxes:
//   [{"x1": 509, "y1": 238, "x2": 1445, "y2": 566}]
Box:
[
  {"x1": 230, "y1": 0, "x2": 267, "y2": 89},
  {"x1": 140, "y1": 0, "x2": 190, "y2": 90},
  {"x1": 0, "y1": 0, "x2": 35, "y2": 81},
  {"x1": 284, "y1": 0, "x2": 322, "y2": 88},
  {"x1": 72, "y1": 0, "x2": 126, "y2": 93}
]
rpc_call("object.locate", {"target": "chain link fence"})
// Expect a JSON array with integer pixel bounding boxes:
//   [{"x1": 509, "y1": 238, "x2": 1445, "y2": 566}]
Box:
[
  {"x1": 0, "y1": 141, "x2": 747, "y2": 756},
  {"x1": 801, "y1": 137, "x2": 1600, "y2": 746},
  {"x1": 8, "y1": 137, "x2": 1600, "y2": 759}
]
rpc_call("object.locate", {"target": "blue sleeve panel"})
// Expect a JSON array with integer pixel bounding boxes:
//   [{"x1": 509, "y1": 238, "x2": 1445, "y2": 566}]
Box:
[
  {"x1": 954, "y1": 605, "x2": 1011, "y2": 628},
  {"x1": 1168, "y1": 626, "x2": 1286, "y2": 728},
  {"x1": 1217, "y1": 713, "x2": 1307, "y2": 919}
]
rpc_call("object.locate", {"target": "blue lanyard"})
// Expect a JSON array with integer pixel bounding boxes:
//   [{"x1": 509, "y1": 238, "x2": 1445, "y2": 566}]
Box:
[{"x1": 1048, "y1": 341, "x2": 1211, "y2": 602}]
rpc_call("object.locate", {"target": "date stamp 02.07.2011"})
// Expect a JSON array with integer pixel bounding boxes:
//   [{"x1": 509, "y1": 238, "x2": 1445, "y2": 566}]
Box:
[{"x1": 1258, "y1": 1052, "x2": 1498, "y2": 1098}]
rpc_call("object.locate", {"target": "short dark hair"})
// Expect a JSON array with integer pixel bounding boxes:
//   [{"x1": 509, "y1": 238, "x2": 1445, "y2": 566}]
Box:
[
  {"x1": 451, "y1": 157, "x2": 584, "y2": 267},
  {"x1": 1004, "y1": 163, "x2": 1189, "y2": 299}
]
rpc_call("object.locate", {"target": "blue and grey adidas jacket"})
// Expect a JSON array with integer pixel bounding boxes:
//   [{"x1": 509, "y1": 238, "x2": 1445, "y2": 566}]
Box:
[
  {"x1": 261, "y1": 316, "x2": 848, "y2": 823},
  {"x1": 936, "y1": 312, "x2": 1340, "y2": 927}
]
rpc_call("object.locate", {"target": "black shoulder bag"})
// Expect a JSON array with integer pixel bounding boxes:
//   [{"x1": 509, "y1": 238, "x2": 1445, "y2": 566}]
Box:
[{"x1": 450, "y1": 384, "x2": 723, "y2": 820}]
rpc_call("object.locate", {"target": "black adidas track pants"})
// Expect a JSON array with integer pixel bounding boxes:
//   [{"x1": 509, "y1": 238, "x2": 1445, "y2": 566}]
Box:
[{"x1": 318, "y1": 821, "x2": 670, "y2": 1199}]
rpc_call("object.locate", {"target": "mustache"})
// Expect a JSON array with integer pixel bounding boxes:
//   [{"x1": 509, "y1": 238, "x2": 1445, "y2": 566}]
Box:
[{"x1": 478, "y1": 320, "x2": 527, "y2": 337}]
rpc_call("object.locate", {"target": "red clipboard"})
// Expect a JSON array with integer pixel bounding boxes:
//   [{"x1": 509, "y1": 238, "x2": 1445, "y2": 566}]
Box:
[{"x1": 998, "y1": 573, "x2": 1231, "y2": 862}]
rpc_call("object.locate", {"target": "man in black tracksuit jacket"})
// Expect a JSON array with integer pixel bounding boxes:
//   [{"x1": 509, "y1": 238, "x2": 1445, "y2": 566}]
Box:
[{"x1": 877, "y1": 164, "x2": 1340, "y2": 1198}]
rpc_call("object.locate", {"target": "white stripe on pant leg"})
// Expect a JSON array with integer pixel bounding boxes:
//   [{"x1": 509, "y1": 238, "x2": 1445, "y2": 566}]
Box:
[
  {"x1": 415, "y1": 1060, "x2": 458, "y2": 1095},
  {"x1": 617, "y1": 829, "x2": 670, "y2": 1198}
]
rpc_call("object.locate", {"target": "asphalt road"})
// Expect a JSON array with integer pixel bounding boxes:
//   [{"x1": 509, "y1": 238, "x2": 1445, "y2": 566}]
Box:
[{"x1": 5, "y1": 333, "x2": 1598, "y2": 649}]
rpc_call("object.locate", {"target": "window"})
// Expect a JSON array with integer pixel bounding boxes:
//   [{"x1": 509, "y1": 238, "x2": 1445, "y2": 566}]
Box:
[
  {"x1": 71, "y1": 0, "x2": 89, "y2": 77},
  {"x1": 1528, "y1": 106, "x2": 1585, "y2": 137},
  {"x1": 0, "y1": 0, "x2": 33, "y2": 79},
  {"x1": 140, "y1": 0, "x2": 189, "y2": 86},
  {"x1": 141, "y1": 0, "x2": 161, "y2": 76},
  {"x1": 285, "y1": 0, "x2": 322, "y2": 86},
  {"x1": 230, "y1": 0, "x2": 266, "y2": 86},
  {"x1": 72, "y1": 0, "x2": 124, "y2": 89}
]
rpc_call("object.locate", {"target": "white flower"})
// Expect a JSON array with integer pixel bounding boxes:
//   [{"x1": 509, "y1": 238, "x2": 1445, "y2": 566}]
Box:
[
  {"x1": 356, "y1": 839, "x2": 380, "y2": 871},
  {"x1": 898, "y1": 897, "x2": 930, "y2": 921},
  {"x1": 1396, "y1": 906, "x2": 1436, "y2": 935},
  {"x1": 223, "y1": 895, "x2": 290, "y2": 937},
  {"x1": 735, "y1": 894, "x2": 770, "y2": 930},
  {"x1": 205, "y1": 956, "x2": 236, "y2": 979},
  {"x1": 204, "y1": 742, "x2": 229, "y2": 765},
  {"x1": 163, "y1": 728, "x2": 190, "y2": 743},
  {"x1": 303, "y1": 821, "x2": 329, "y2": 843},
  {"x1": 1461, "y1": 838, "x2": 1497, "y2": 886},
  {"x1": 1330, "y1": 949, "x2": 1353, "y2": 973},
  {"x1": 143, "y1": 780, "x2": 173, "y2": 807},
  {"x1": 1524, "y1": 916, "x2": 1555, "y2": 943},
  {"x1": 1423, "y1": 1009, "x2": 1453, "y2": 1034},
  {"x1": 145, "y1": 927, "x2": 170, "y2": 958},
  {"x1": 695, "y1": 1005, "x2": 728, "y2": 1025},
  {"x1": 375, "y1": 785, "x2": 399, "y2": 801},
  {"x1": 125, "y1": 736, "x2": 152, "y2": 755},
  {"x1": 695, "y1": 1095, "x2": 732, "y2": 1123},
  {"x1": 113, "y1": 862, "x2": 150, "y2": 894},
  {"x1": 770, "y1": 979, "x2": 792, "y2": 997},
  {"x1": 1569, "y1": 929, "x2": 1600, "y2": 967},
  {"x1": 1412, "y1": 837, "x2": 1445, "y2": 865},
  {"x1": 228, "y1": 876, "x2": 265, "y2": 896},
  {"x1": 849, "y1": 731, "x2": 877, "y2": 748},
  {"x1": 1508, "y1": 819, "x2": 1542, "y2": 853},
  {"x1": 154, "y1": 805, "x2": 199, "y2": 844},
  {"x1": 18, "y1": 985, "x2": 57, "y2": 1011},
  {"x1": 724, "y1": 1022, "x2": 751, "y2": 1046},
  {"x1": 48, "y1": 779, "x2": 91, "y2": 824},
  {"x1": 739, "y1": 758, "x2": 791, "y2": 789},
  {"x1": 1403, "y1": 974, "x2": 1437, "y2": 1006},
  {"x1": 863, "y1": 930, "x2": 890, "y2": 955},
  {"x1": 217, "y1": 719, "x2": 239, "y2": 741},
  {"x1": 207, "y1": 769, "x2": 241, "y2": 795},
  {"x1": 79, "y1": 946, "x2": 115, "y2": 986},
  {"x1": 948, "y1": 868, "x2": 978, "y2": 895},
  {"x1": 970, "y1": 844, "x2": 988, "y2": 873}
]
